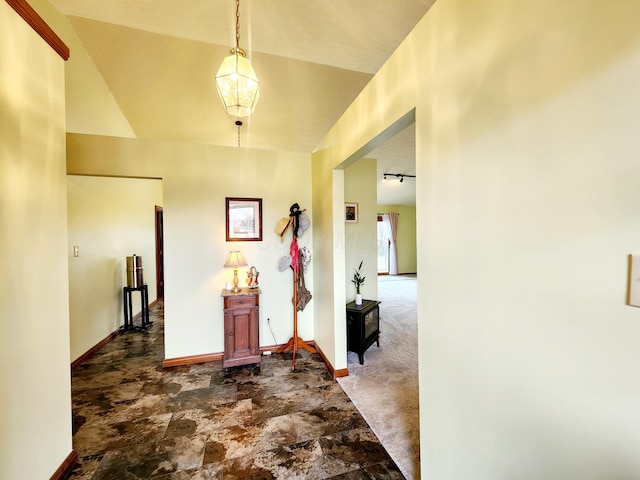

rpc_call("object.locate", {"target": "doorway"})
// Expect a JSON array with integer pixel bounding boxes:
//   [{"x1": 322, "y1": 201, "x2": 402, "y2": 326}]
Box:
[
  {"x1": 67, "y1": 175, "x2": 163, "y2": 362},
  {"x1": 338, "y1": 117, "x2": 419, "y2": 478}
]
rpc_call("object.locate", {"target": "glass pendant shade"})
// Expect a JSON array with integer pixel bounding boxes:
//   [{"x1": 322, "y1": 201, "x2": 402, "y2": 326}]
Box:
[{"x1": 215, "y1": 48, "x2": 260, "y2": 118}]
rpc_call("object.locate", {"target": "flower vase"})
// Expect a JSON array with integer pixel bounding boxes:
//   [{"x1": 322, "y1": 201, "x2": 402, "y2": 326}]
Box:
[{"x1": 355, "y1": 293, "x2": 363, "y2": 306}]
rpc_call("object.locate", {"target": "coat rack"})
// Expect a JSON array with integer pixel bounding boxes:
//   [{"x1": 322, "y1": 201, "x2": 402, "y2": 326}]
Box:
[
  {"x1": 276, "y1": 204, "x2": 315, "y2": 371},
  {"x1": 276, "y1": 258, "x2": 316, "y2": 371}
]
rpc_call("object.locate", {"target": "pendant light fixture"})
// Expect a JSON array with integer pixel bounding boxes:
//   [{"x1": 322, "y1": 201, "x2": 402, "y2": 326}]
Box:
[{"x1": 215, "y1": 0, "x2": 260, "y2": 117}]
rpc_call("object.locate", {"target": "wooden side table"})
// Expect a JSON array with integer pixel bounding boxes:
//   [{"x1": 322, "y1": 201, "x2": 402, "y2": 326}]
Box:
[
  {"x1": 346, "y1": 299, "x2": 381, "y2": 365},
  {"x1": 221, "y1": 288, "x2": 260, "y2": 368}
]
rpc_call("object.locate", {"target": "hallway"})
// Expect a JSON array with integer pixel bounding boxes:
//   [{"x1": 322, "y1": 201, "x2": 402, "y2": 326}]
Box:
[
  {"x1": 67, "y1": 301, "x2": 403, "y2": 479},
  {"x1": 339, "y1": 275, "x2": 419, "y2": 479}
]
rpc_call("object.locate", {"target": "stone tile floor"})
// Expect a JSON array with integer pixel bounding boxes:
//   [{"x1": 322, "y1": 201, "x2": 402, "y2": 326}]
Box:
[{"x1": 66, "y1": 301, "x2": 403, "y2": 479}]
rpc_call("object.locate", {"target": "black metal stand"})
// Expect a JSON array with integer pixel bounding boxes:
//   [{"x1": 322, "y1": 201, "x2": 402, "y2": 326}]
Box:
[{"x1": 121, "y1": 284, "x2": 151, "y2": 332}]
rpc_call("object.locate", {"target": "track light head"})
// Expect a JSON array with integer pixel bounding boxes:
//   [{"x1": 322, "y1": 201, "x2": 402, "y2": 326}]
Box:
[{"x1": 384, "y1": 172, "x2": 416, "y2": 183}]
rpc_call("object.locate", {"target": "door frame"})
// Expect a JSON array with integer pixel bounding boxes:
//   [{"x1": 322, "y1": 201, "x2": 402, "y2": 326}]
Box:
[{"x1": 155, "y1": 206, "x2": 164, "y2": 299}]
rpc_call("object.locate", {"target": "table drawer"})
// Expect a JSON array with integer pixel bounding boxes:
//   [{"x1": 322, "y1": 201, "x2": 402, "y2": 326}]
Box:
[{"x1": 225, "y1": 295, "x2": 256, "y2": 309}]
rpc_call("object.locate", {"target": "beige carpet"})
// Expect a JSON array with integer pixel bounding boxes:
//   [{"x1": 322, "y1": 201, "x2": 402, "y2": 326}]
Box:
[{"x1": 338, "y1": 274, "x2": 419, "y2": 480}]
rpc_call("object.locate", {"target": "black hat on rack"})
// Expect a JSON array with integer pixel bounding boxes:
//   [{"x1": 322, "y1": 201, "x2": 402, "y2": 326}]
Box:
[{"x1": 289, "y1": 203, "x2": 303, "y2": 237}]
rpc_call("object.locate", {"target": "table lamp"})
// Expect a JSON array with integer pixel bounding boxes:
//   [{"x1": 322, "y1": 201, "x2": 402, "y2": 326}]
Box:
[{"x1": 224, "y1": 251, "x2": 247, "y2": 293}]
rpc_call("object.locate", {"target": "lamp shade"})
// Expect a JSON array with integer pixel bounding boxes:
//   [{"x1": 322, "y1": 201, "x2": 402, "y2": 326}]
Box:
[
  {"x1": 224, "y1": 250, "x2": 247, "y2": 268},
  {"x1": 215, "y1": 49, "x2": 260, "y2": 118}
]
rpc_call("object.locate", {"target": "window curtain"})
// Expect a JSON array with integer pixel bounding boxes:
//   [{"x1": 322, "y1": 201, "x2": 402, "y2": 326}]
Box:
[{"x1": 382, "y1": 212, "x2": 399, "y2": 275}]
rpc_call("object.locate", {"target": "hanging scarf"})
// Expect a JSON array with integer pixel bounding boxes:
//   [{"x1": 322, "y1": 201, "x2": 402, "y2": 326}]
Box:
[{"x1": 289, "y1": 237, "x2": 299, "y2": 274}]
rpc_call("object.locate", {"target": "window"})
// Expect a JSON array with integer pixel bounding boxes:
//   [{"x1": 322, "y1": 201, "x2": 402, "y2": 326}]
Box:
[{"x1": 377, "y1": 215, "x2": 389, "y2": 273}]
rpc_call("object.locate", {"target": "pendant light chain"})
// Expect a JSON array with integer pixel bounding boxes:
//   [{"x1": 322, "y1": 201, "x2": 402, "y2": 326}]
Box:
[{"x1": 235, "y1": 0, "x2": 241, "y2": 50}]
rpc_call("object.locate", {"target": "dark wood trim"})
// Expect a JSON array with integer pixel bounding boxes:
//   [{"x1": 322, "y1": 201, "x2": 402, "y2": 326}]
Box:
[
  {"x1": 334, "y1": 368, "x2": 349, "y2": 378},
  {"x1": 163, "y1": 352, "x2": 224, "y2": 368},
  {"x1": 163, "y1": 344, "x2": 283, "y2": 369},
  {"x1": 259, "y1": 344, "x2": 281, "y2": 354},
  {"x1": 263, "y1": 341, "x2": 348, "y2": 378},
  {"x1": 313, "y1": 342, "x2": 349, "y2": 379},
  {"x1": 6, "y1": 0, "x2": 70, "y2": 60},
  {"x1": 155, "y1": 206, "x2": 164, "y2": 299},
  {"x1": 49, "y1": 449, "x2": 78, "y2": 480},
  {"x1": 162, "y1": 340, "x2": 338, "y2": 373},
  {"x1": 71, "y1": 299, "x2": 159, "y2": 370},
  {"x1": 378, "y1": 272, "x2": 417, "y2": 277},
  {"x1": 71, "y1": 329, "x2": 119, "y2": 371}
]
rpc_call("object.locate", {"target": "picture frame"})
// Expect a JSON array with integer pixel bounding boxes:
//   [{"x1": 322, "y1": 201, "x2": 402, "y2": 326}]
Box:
[
  {"x1": 345, "y1": 202, "x2": 359, "y2": 223},
  {"x1": 226, "y1": 197, "x2": 263, "y2": 241}
]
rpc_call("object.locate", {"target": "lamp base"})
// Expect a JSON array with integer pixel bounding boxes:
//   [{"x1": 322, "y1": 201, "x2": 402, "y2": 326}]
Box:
[{"x1": 232, "y1": 268, "x2": 241, "y2": 293}]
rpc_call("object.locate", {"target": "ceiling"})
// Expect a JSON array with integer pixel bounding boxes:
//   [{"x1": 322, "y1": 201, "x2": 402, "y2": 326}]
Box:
[{"x1": 49, "y1": 0, "x2": 431, "y2": 204}]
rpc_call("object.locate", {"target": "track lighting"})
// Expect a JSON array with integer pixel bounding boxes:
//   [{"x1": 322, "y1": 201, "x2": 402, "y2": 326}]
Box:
[{"x1": 383, "y1": 173, "x2": 416, "y2": 183}]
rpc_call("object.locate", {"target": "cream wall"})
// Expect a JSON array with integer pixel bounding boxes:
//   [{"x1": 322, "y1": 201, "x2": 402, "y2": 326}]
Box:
[
  {"x1": 377, "y1": 204, "x2": 417, "y2": 274},
  {"x1": 0, "y1": 2, "x2": 72, "y2": 478},
  {"x1": 311, "y1": 164, "x2": 346, "y2": 371},
  {"x1": 345, "y1": 158, "x2": 378, "y2": 303},
  {"x1": 66, "y1": 134, "x2": 313, "y2": 360},
  {"x1": 67, "y1": 176, "x2": 162, "y2": 362},
  {"x1": 64, "y1": 39, "x2": 136, "y2": 138},
  {"x1": 52, "y1": 0, "x2": 135, "y2": 137},
  {"x1": 314, "y1": 0, "x2": 640, "y2": 477}
]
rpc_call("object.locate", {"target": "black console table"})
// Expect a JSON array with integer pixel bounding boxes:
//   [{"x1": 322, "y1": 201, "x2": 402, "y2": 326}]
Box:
[
  {"x1": 346, "y1": 299, "x2": 381, "y2": 365},
  {"x1": 122, "y1": 284, "x2": 151, "y2": 332}
]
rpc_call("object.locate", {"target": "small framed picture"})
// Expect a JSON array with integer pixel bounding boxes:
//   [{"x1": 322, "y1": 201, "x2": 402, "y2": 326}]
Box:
[
  {"x1": 345, "y1": 202, "x2": 358, "y2": 223},
  {"x1": 226, "y1": 197, "x2": 263, "y2": 241}
]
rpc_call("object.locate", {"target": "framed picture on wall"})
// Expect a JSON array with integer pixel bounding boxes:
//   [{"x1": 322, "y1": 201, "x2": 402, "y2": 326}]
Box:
[
  {"x1": 345, "y1": 202, "x2": 358, "y2": 223},
  {"x1": 226, "y1": 197, "x2": 263, "y2": 241}
]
